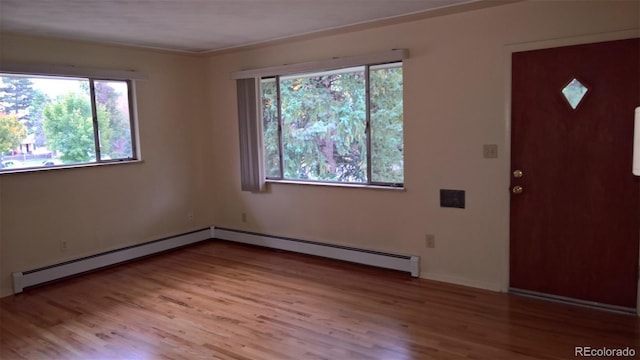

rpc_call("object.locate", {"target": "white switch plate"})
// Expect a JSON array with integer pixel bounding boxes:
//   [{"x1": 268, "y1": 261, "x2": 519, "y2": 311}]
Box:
[{"x1": 483, "y1": 144, "x2": 498, "y2": 159}]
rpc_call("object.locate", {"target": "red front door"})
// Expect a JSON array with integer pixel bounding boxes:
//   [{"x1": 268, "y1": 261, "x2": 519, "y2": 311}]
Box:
[{"x1": 510, "y1": 38, "x2": 640, "y2": 309}]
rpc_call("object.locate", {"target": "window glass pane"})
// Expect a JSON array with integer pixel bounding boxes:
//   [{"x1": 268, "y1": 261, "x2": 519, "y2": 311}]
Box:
[
  {"x1": 0, "y1": 75, "x2": 94, "y2": 168},
  {"x1": 94, "y1": 80, "x2": 133, "y2": 160},
  {"x1": 370, "y1": 64, "x2": 404, "y2": 183},
  {"x1": 261, "y1": 78, "x2": 281, "y2": 178},
  {"x1": 561, "y1": 78, "x2": 588, "y2": 110},
  {"x1": 280, "y1": 67, "x2": 367, "y2": 182},
  {"x1": 41, "y1": 78, "x2": 94, "y2": 165}
]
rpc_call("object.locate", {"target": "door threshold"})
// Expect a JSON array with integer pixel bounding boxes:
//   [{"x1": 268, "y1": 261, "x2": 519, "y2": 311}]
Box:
[{"x1": 509, "y1": 288, "x2": 637, "y2": 316}]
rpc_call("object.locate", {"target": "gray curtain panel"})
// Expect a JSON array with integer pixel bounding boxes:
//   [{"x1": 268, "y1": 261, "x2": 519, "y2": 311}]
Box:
[{"x1": 236, "y1": 78, "x2": 264, "y2": 192}]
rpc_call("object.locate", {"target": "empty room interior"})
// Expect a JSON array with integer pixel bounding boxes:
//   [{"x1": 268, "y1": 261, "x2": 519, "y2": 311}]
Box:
[{"x1": 1, "y1": 0, "x2": 639, "y2": 359}]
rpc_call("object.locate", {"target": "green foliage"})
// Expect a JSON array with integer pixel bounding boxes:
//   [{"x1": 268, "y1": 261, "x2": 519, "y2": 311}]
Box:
[
  {"x1": 29, "y1": 91, "x2": 50, "y2": 147},
  {"x1": 262, "y1": 64, "x2": 404, "y2": 184},
  {"x1": 42, "y1": 92, "x2": 111, "y2": 163},
  {"x1": 0, "y1": 76, "x2": 131, "y2": 164},
  {"x1": 0, "y1": 76, "x2": 49, "y2": 146},
  {"x1": 370, "y1": 66, "x2": 403, "y2": 183},
  {"x1": 0, "y1": 113, "x2": 27, "y2": 154},
  {"x1": 94, "y1": 81, "x2": 132, "y2": 159},
  {"x1": 280, "y1": 70, "x2": 367, "y2": 182},
  {"x1": 0, "y1": 76, "x2": 36, "y2": 116},
  {"x1": 262, "y1": 79, "x2": 281, "y2": 177}
]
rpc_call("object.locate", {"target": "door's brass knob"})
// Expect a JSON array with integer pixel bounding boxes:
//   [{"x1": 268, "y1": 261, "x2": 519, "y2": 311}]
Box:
[
  {"x1": 512, "y1": 185, "x2": 524, "y2": 194},
  {"x1": 513, "y1": 170, "x2": 523, "y2": 178}
]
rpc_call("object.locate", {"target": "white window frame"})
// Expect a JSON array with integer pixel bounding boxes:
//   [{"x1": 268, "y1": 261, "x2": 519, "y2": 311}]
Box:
[
  {"x1": 263, "y1": 63, "x2": 404, "y2": 187},
  {"x1": 233, "y1": 49, "x2": 408, "y2": 191},
  {"x1": 0, "y1": 63, "x2": 144, "y2": 173}
]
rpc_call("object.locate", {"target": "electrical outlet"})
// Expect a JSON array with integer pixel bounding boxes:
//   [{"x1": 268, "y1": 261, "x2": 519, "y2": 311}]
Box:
[
  {"x1": 425, "y1": 234, "x2": 435, "y2": 248},
  {"x1": 187, "y1": 211, "x2": 195, "y2": 223},
  {"x1": 241, "y1": 212, "x2": 247, "y2": 223},
  {"x1": 60, "y1": 240, "x2": 68, "y2": 251}
]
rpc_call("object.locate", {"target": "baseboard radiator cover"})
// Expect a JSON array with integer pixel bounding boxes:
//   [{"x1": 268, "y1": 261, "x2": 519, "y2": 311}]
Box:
[
  {"x1": 213, "y1": 227, "x2": 420, "y2": 277},
  {"x1": 12, "y1": 228, "x2": 212, "y2": 294}
]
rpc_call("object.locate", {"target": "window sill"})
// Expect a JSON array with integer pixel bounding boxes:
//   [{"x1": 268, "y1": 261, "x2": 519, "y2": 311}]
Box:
[
  {"x1": 265, "y1": 179, "x2": 405, "y2": 191},
  {"x1": 0, "y1": 159, "x2": 143, "y2": 175}
]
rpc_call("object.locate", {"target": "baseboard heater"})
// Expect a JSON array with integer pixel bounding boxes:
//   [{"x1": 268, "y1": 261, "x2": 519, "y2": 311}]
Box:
[
  {"x1": 213, "y1": 227, "x2": 420, "y2": 277},
  {"x1": 12, "y1": 228, "x2": 212, "y2": 294}
]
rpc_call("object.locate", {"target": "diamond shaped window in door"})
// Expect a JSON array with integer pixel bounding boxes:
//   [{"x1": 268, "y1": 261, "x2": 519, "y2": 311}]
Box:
[{"x1": 562, "y1": 78, "x2": 589, "y2": 109}]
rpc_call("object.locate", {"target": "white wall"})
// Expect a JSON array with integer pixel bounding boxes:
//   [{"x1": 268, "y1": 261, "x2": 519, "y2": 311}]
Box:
[
  {"x1": 1, "y1": 0, "x2": 638, "y2": 298},
  {"x1": 205, "y1": 0, "x2": 640, "y2": 291}
]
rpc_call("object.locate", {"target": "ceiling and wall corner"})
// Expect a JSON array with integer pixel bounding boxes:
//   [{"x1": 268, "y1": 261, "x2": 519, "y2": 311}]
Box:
[{"x1": 0, "y1": 0, "x2": 515, "y2": 53}]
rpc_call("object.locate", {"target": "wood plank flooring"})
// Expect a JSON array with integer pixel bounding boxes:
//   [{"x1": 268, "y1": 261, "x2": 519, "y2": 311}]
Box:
[{"x1": 1, "y1": 241, "x2": 638, "y2": 359}]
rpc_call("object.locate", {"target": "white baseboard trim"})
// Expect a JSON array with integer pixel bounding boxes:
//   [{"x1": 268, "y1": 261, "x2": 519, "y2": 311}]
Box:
[
  {"x1": 510, "y1": 288, "x2": 637, "y2": 315},
  {"x1": 12, "y1": 228, "x2": 212, "y2": 294},
  {"x1": 213, "y1": 227, "x2": 420, "y2": 277},
  {"x1": 421, "y1": 272, "x2": 502, "y2": 292}
]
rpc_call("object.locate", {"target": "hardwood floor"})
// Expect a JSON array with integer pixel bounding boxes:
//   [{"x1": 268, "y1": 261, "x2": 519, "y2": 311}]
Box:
[{"x1": 1, "y1": 241, "x2": 638, "y2": 360}]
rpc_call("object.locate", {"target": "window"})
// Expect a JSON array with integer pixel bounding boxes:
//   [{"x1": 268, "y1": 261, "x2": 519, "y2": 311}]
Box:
[
  {"x1": 261, "y1": 62, "x2": 403, "y2": 186},
  {"x1": 0, "y1": 73, "x2": 138, "y2": 172}
]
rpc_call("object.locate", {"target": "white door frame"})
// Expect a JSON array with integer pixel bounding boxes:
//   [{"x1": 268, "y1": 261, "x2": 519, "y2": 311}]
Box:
[{"x1": 502, "y1": 29, "x2": 640, "y2": 315}]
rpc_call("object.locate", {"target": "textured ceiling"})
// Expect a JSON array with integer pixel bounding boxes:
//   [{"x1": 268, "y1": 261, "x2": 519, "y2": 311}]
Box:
[{"x1": 0, "y1": 0, "x2": 474, "y2": 53}]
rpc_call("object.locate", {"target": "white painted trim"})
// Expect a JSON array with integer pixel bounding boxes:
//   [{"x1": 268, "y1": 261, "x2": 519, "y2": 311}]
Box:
[
  {"x1": 505, "y1": 29, "x2": 639, "y2": 53},
  {"x1": 213, "y1": 227, "x2": 419, "y2": 277},
  {"x1": 230, "y1": 49, "x2": 408, "y2": 79},
  {"x1": 420, "y1": 272, "x2": 502, "y2": 292},
  {"x1": 266, "y1": 179, "x2": 405, "y2": 191},
  {"x1": 511, "y1": 288, "x2": 636, "y2": 315},
  {"x1": 503, "y1": 30, "x2": 640, "y2": 314},
  {"x1": 0, "y1": 62, "x2": 147, "y2": 80},
  {"x1": 11, "y1": 228, "x2": 211, "y2": 294},
  {"x1": 633, "y1": 107, "x2": 640, "y2": 176}
]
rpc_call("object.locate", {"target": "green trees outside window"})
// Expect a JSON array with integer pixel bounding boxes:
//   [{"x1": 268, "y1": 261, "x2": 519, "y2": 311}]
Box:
[
  {"x1": 262, "y1": 62, "x2": 403, "y2": 186},
  {"x1": 0, "y1": 74, "x2": 135, "y2": 170},
  {"x1": 0, "y1": 114, "x2": 27, "y2": 154}
]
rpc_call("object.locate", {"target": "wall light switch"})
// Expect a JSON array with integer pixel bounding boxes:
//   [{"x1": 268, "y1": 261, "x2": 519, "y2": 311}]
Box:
[
  {"x1": 483, "y1": 144, "x2": 498, "y2": 159},
  {"x1": 425, "y1": 234, "x2": 435, "y2": 248}
]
